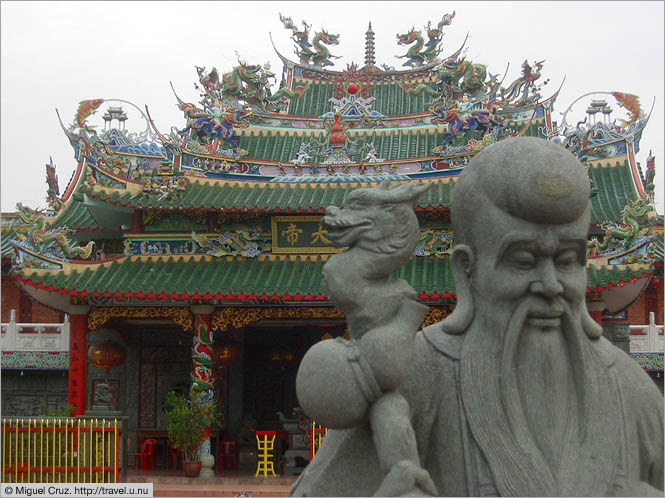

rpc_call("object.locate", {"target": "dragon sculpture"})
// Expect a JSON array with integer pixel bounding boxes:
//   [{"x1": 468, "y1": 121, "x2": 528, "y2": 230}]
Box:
[
  {"x1": 588, "y1": 195, "x2": 659, "y2": 254},
  {"x1": 296, "y1": 180, "x2": 436, "y2": 496},
  {"x1": 280, "y1": 14, "x2": 341, "y2": 67},
  {"x1": 190, "y1": 226, "x2": 268, "y2": 258},
  {"x1": 396, "y1": 12, "x2": 455, "y2": 68},
  {"x1": 435, "y1": 56, "x2": 488, "y2": 97},
  {"x1": 12, "y1": 203, "x2": 95, "y2": 260},
  {"x1": 414, "y1": 228, "x2": 454, "y2": 256},
  {"x1": 197, "y1": 60, "x2": 309, "y2": 112}
]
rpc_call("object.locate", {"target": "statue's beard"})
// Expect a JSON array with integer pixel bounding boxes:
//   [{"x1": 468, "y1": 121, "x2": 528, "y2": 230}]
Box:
[{"x1": 459, "y1": 296, "x2": 620, "y2": 496}]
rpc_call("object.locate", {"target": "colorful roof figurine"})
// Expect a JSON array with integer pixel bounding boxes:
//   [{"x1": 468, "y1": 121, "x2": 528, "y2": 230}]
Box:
[{"x1": 2, "y1": 12, "x2": 660, "y2": 309}]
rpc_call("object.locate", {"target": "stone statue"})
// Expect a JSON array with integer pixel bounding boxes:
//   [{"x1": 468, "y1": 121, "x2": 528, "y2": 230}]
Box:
[
  {"x1": 296, "y1": 180, "x2": 435, "y2": 495},
  {"x1": 93, "y1": 382, "x2": 113, "y2": 407},
  {"x1": 291, "y1": 137, "x2": 664, "y2": 496}
]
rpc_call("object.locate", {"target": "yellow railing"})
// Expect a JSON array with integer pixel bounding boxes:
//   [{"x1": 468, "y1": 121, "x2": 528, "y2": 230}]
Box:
[
  {"x1": 1, "y1": 418, "x2": 121, "y2": 483},
  {"x1": 309, "y1": 421, "x2": 328, "y2": 461}
]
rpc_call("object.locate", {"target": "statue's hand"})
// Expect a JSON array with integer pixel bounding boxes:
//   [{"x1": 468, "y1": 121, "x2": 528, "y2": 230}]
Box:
[{"x1": 373, "y1": 460, "x2": 437, "y2": 497}]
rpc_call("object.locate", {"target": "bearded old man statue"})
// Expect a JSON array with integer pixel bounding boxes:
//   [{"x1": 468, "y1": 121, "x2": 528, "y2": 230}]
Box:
[{"x1": 291, "y1": 137, "x2": 664, "y2": 497}]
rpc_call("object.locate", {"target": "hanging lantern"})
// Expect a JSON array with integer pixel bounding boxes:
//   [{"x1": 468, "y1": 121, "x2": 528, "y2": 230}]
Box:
[
  {"x1": 212, "y1": 341, "x2": 240, "y2": 368},
  {"x1": 87, "y1": 343, "x2": 126, "y2": 375}
]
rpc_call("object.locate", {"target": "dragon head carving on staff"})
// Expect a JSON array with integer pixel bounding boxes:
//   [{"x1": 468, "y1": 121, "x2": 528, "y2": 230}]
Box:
[{"x1": 322, "y1": 180, "x2": 430, "y2": 280}]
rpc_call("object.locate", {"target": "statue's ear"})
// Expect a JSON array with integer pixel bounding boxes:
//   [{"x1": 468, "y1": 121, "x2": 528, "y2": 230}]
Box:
[{"x1": 441, "y1": 244, "x2": 475, "y2": 335}]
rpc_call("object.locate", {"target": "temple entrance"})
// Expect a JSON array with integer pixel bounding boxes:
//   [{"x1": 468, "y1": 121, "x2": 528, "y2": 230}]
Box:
[
  {"x1": 242, "y1": 324, "x2": 308, "y2": 426},
  {"x1": 241, "y1": 321, "x2": 346, "y2": 428}
]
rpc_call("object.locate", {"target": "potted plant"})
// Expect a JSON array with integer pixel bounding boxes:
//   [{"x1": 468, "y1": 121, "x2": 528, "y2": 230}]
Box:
[{"x1": 165, "y1": 390, "x2": 220, "y2": 477}]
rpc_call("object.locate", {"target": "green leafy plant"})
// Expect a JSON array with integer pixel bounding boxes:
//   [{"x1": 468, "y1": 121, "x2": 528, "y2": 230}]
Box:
[
  {"x1": 165, "y1": 390, "x2": 220, "y2": 462},
  {"x1": 37, "y1": 402, "x2": 76, "y2": 418}
]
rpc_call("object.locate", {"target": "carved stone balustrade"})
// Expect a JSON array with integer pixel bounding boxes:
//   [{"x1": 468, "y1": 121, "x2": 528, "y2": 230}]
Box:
[
  {"x1": 0, "y1": 309, "x2": 70, "y2": 352},
  {"x1": 629, "y1": 312, "x2": 665, "y2": 353}
]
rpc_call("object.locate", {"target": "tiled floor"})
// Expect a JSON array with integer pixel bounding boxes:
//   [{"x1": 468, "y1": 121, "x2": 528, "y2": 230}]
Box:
[{"x1": 126, "y1": 470, "x2": 298, "y2": 497}]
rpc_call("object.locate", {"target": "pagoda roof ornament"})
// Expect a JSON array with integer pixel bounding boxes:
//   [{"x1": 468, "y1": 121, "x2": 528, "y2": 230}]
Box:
[{"x1": 365, "y1": 22, "x2": 376, "y2": 67}]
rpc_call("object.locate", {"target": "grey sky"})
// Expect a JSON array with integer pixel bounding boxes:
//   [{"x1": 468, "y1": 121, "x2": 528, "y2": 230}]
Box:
[{"x1": 1, "y1": 1, "x2": 663, "y2": 213}]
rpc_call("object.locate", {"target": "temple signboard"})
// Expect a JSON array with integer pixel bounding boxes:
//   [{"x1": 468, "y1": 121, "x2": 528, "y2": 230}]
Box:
[{"x1": 271, "y1": 216, "x2": 345, "y2": 254}]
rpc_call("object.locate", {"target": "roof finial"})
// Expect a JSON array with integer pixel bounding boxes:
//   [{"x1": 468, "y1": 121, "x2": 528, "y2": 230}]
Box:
[{"x1": 365, "y1": 22, "x2": 375, "y2": 67}]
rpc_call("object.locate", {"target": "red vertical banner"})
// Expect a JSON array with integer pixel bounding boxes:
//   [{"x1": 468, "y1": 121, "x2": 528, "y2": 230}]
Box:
[
  {"x1": 589, "y1": 310, "x2": 603, "y2": 327},
  {"x1": 68, "y1": 313, "x2": 87, "y2": 415}
]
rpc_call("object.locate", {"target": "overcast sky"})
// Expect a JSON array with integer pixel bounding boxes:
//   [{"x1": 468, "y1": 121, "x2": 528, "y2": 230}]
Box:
[{"x1": 1, "y1": 1, "x2": 663, "y2": 213}]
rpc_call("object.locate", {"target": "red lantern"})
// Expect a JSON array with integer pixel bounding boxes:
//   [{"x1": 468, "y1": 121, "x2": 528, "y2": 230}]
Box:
[
  {"x1": 212, "y1": 341, "x2": 240, "y2": 368},
  {"x1": 87, "y1": 343, "x2": 126, "y2": 375}
]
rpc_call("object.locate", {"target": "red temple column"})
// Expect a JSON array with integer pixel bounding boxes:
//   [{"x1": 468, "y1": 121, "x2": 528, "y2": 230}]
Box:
[{"x1": 67, "y1": 305, "x2": 90, "y2": 416}]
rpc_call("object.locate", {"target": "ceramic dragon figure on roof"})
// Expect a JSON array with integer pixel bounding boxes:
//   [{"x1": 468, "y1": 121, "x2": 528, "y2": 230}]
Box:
[
  {"x1": 11, "y1": 203, "x2": 95, "y2": 261},
  {"x1": 280, "y1": 13, "x2": 341, "y2": 67},
  {"x1": 396, "y1": 12, "x2": 455, "y2": 68}
]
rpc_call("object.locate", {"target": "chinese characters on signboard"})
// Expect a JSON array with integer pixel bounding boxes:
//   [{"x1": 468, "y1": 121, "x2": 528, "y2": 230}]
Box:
[{"x1": 271, "y1": 216, "x2": 345, "y2": 254}]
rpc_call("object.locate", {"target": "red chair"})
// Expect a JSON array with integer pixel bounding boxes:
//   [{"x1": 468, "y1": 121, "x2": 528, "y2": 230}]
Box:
[
  {"x1": 132, "y1": 439, "x2": 156, "y2": 471},
  {"x1": 167, "y1": 441, "x2": 183, "y2": 471},
  {"x1": 217, "y1": 439, "x2": 237, "y2": 471}
]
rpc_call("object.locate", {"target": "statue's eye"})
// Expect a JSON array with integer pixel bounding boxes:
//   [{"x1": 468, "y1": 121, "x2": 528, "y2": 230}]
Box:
[
  {"x1": 555, "y1": 249, "x2": 579, "y2": 269},
  {"x1": 506, "y1": 250, "x2": 536, "y2": 270}
]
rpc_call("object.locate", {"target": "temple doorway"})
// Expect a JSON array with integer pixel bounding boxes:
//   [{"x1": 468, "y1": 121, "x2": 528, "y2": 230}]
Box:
[{"x1": 241, "y1": 321, "x2": 346, "y2": 428}]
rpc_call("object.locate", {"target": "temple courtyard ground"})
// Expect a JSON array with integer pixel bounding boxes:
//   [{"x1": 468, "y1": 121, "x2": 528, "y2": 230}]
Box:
[{"x1": 126, "y1": 469, "x2": 297, "y2": 497}]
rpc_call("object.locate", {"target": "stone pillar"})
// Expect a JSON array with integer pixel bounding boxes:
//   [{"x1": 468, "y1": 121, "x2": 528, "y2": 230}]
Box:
[
  {"x1": 587, "y1": 300, "x2": 605, "y2": 327},
  {"x1": 67, "y1": 306, "x2": 90, "y2": 416},
  {"x1": 602, "y1": 319, "x2": 631, "y2": 354},
  {"x1": 190, "y1": 305, "x2": 216, "y2": 476}
]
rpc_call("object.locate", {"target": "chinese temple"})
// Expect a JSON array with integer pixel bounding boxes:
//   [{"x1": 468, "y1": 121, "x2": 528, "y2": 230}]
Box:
[{"x1": 2, "y1": 13, "x2": 663, "y2": 457}]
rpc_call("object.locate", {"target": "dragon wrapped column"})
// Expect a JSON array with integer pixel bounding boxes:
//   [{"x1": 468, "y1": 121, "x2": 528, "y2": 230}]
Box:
[{"x1": 190, "y1": 305, "x2": 216, "y2": 471}]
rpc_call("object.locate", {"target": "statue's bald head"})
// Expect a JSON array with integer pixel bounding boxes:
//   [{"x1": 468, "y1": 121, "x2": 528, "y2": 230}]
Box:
[{"x1": 452, "y1": 137, "x2": 592, "y2": 245}]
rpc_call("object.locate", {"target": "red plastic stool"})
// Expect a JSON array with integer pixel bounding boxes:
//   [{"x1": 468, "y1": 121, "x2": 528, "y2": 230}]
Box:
[
  {"x1": 167, "y1": 441, "x2": 183, "y2": 471},
  {"x1": 217, "y1": 439, "x2": 237, "y2": 471}
]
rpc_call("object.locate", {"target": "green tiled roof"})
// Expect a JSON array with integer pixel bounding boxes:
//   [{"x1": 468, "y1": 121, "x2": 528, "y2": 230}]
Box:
[
  {"x1": 238, "y1": 127, "x2": 446, "y2": 163},
  {"x1": 588, "y1": 161, "x2": 638, "y2": 223},
  {"x1": 653, "y1": 235, "x2": 663, "y2": 262},
  {"x1": 286, "y1": 81, "x2": 433, "y2": 117},
  {"x1": 586, "y1": 264, "x2": 651, "y2": 290},
  {"x1": 51, "y1": 199, "x2": 101, "y2": 230},
  {"x1": 13, "y1": 255, "x2": 455, "y2": 299},
  {"x1": 14, "y1": 255, "x2": 650, "y2": 299},
  {"x1": 1, "y1": 230, "x2": 17, "y2": 258},
  {"x1": 238, "y1": 119, "x2": 542, "y2": 163},
  {"x1": 79, "y1": 178, "x2": 455, "y2": 212},
  {"x1": 78, "y1": 160, "x2": 635, "y2": 218}
]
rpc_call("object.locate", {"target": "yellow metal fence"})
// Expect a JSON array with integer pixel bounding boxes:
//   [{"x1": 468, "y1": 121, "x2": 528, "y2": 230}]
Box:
[
  {"x1": 1, "y1": 418, "x2": 121, "y2": 483},
  {"x1": 309, "y1": 421, "x2": 328, "y2": 461}
]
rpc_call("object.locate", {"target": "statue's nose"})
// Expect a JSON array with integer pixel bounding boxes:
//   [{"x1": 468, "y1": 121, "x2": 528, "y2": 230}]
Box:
[
  {"x1": 529, "y1": 260, "x2": 564, "y2": 298},
  {"x1": 326, "y1": 206, "x2": 341, "y2": 216}
]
